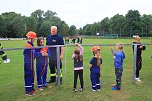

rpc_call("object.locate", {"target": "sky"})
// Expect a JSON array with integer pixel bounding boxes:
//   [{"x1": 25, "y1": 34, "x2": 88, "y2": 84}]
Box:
[{"x1": 0, "y1": 0, "x2": 152, "y2": 28}]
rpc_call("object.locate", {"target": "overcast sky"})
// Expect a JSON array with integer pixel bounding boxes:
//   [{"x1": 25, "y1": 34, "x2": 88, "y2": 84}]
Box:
[{"x1": 0, "y1": 0, "x2": 152, "y2": 28}]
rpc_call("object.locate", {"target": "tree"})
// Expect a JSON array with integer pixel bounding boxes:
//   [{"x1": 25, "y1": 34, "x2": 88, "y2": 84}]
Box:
[
  {"x1": 100, "y1": 17, "x2": 110, "y2": 32},
  {"x1": 60, "y1": 21, "x2": 69, "y2": 36},
  {"x1": 78, "y1": 27, "x2": 83, "y2": 35},
  {"x1": 68, "y1": 25, "x2": 77, "y2": 36},
  {"x1": 1, "y1": 12, "x2": 22, "y2": 38},
  {"x1": 110, "y1": 14, "x2": 125, "y2": 34},
  {"x1": 25, "y1": 17, "x2": 37, "y2": 33},
  {"x1": 0, "y1": 15, "x2": 5, "y2": 37},
  {"x1": 125, "y1": 10, "x2": 141, "y2": 35},
  {"x1": 141, "y1": 14, "x2": 152, "y2": 36},
  {"x1": 12, "y1": 15, "x2": 25, "y2": 37},
  {"x1": 43, "y1": 10, "x2": 57, "y2": 20},
  {"x1": 39, "y1": 21, "x2": 51, "y2": 37},
  {"x1": 83, "y1": 24, "x2": 93, "y2": 35},
  {"x1": 31, "y1": 9, "x2": 44, "y2": 35}
]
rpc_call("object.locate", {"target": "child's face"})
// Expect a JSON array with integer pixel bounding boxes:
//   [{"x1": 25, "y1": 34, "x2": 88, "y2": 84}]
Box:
[
  {"x1": 135, "y1": 36, "x2": 140, "y2": 42},
  {"x1": 116, "y1": 45, "x2": 123, "y2": 51},
  {"x1": 31, "y1": 38, "x2": 35, "y2": 42},
  {"x1": 93, "y1": 50, "x2": 100, "y2": 55},
  {"x1": 40, "y1": 40, "x2": 44, "y2": 46}
]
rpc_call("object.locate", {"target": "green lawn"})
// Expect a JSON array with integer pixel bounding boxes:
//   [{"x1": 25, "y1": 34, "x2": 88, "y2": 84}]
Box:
[{"x1": 0, "y1": 38, "x2": 152, "y2": 101}]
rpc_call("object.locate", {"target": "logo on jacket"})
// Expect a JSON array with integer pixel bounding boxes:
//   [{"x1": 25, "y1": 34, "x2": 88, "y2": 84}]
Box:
[{"x1": 52, "y1": 40, "x2": 56, "y2": 42}]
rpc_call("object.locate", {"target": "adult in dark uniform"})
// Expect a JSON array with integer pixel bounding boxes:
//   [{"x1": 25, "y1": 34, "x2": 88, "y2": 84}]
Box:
[
  {"x1": 46, "y1": 26, "x2": 64, "y2": 83},
  {"x1": 0, "y1": 43, "x2": 10, "y2": 63}
]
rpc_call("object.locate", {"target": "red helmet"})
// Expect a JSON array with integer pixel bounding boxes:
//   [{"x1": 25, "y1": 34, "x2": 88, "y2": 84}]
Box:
[
  {"x1": 92, "y1": 46, "x2": 100, "y2": 52},
  {"x1": 26, "y1": 31, "x2": 37, "y2": 39}
]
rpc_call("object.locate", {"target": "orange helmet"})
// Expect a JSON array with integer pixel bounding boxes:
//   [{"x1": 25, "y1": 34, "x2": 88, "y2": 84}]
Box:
[
  {"x1": 26, "y1": 31, "x2": 37, "y2": 39},
  {"x1": 92, "y1": 46, "x2": 100, "y2": 52}
]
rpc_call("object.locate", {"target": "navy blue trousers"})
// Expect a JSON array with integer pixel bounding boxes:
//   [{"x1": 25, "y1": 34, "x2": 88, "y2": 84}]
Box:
[
  {"x1": 36, "y1": 64, "x2": 48, "y2": 88},
  {"x1": 90, "y1": 73, "x2": 100, "y2": 90}
]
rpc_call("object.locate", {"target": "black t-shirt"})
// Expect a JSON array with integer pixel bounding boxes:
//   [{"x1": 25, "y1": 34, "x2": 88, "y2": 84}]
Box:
[{"x1": 132, "y1": 42, "x2": 146, "y2": 58}]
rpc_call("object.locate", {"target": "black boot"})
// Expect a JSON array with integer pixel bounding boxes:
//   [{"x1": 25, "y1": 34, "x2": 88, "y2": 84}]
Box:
[{"x1": 47, "y1": 76, "x2": 56, "y2": 83}]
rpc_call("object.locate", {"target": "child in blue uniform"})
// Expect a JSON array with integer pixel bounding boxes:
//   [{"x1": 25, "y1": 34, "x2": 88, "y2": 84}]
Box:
[
  {"x1": 90, "y1": 46, "x2": 102, "y2": 91},
  {"x1": 23, "y1": 31, "x2": 45, "y2": 96},
  {"x1": 36, "y1": 37, "x2": 50, "y2": 90},
  {"x1": 72, "y1": 43, "x2": 84, "y2": 92},
  {"x1": 111, "y1": 42, "x2": 125, "y2": 90}
]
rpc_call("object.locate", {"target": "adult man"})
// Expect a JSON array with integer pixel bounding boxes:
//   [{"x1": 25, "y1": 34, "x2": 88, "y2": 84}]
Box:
[{"x1": 46, "y1": 26, "x2": 64, "y2": 84}]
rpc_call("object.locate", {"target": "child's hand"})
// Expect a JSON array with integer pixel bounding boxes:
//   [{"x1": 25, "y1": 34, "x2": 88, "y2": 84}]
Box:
[
  {"x1": 140, "y1": 46, "x2": 143, "y2": 48},
  {"x1": 42, "y1": 52, "x2": 48, "y2": 56},
  {"x1": 110, "y1": 46, "x2": 113, "y2": 49},
  {"x1": 75, "y1": 43, "x2": 79, "y2": 46}
]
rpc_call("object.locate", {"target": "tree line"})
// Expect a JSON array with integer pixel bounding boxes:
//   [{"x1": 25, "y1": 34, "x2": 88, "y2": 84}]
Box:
[{"x1": 0, "y1": 9, "x2": 152, "y2": 38}]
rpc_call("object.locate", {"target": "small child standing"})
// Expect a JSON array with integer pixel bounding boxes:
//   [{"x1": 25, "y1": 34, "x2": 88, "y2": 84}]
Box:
[
  {"x1": 132, "y1": 36, "x2": 146, "y2": 82},
  {"x1": 111, "y1": 42, "x2": 125, "y2": 90},
  {"x1": 90, "y1": 46, "x2": 102, "y2": 91},
  {"x1": 72, "y1": 43, "x2": 84, "y2": 92},
  {"x1": 36, "y1": 37, "x2": 50, "y2": 91}
]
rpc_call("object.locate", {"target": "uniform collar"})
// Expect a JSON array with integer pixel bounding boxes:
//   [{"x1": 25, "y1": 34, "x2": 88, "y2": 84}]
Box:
[{"x1": 27, "y1": 41, "x2": 34, "y2": 46}]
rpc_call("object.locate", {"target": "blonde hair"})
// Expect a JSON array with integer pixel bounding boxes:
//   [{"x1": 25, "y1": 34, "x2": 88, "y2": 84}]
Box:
[
  {"x1": 135, "y1": 36, "x2": 140, "y2": 41},
  {"x1": 116, "y1": 42, "x2": 124, "y2": 50},
  {"x1": 93, "y1": 50, "x2": 101, "y2": 66}
]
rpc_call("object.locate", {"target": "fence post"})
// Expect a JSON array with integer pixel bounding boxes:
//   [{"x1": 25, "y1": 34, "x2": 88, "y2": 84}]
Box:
[
  {"x1": 56, "y1": 46, "x2": 60, "y2": 86},
  {"x1": 133, "y1": 44, "x2": 137, "y2": 81}
]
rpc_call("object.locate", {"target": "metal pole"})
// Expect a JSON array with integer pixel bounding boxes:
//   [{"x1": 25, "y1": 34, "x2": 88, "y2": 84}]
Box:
[
  {"x1": 133, "y1": 44, "x2": 137, "y2": 81},
  {"x1": 120, "y1": 28, "x2": 121, "y2": 38},
  {"x1": 56, "y1": 46, "x2": 60, "y2": 86},
  {"x1": 142, "y1": 27, "x2": 143, "y2": 37},
  {"x1": 130, "y1": 28, "x2": 132, "y2": 38}
]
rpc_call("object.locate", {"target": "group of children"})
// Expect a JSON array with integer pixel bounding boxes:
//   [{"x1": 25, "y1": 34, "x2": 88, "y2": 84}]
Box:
[
  {"x1": 72, "y1": 35, "x2": 146, "y2": 92},
  {"x1": 23, "y1": 31, "x2": 146, "y2": 96},
  {"x1": 72, "y1": 42, "x2": 125, "y2": 92}
]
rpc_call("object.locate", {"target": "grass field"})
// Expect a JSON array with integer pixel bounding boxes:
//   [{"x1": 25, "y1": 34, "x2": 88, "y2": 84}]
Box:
[{"x1": 0, "y1": 38, "x2": 152, "y2": 101}]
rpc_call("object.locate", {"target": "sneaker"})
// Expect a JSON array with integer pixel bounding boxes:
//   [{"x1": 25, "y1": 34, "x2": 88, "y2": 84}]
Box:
[
  {"x1": 73, "y1": 88, "x2": 77, "y2": 92},
  {"x1": 38, "y1": 87, "x2": 43, "y2": 91},
  {"x1": 43, "y1": 85, "x2": 48, "y2": 88},
  {"x1": 112, "y1": 85, "x2": 120, "y2": 91},
  {"x1": 25, "y1": 91, "x2": 36, "y2": 96},
  {"x1": 92, "y1": 89, "x2": 96, "y2": 92},
  {"x1": 97, "y1": 89, "x2": 100, "y2": 91},
  {"x1": 3, "y1": 59, "x2": 10, "y2": 63},
  {"x1": 79, "y1": 88, "x2": 83, "y2": 92},
  {"x1": 32, "y1": 89, "x2": 37, "y2": 94},
  {"x1": 135, "y1": 78, "x2": 141, "y2": 82}
]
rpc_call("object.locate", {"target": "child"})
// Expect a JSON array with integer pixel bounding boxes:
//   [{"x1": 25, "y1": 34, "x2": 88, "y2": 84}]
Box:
[
  {"x1": 23, "y1": 31, "x2": 45, "y2": 96},
  {"x1": 132, "y1": 36, "x2": 146, "y2": 82},
  {"x1": 0, "y1": 43, "x2": 10, "y2": 63},
  {"x1": 90, "y1": 46, "x2": 102, "y2": 91},
  {"x1": 36, "y1": 37, "x2": 50, "y2": 90},
  {"x1": 72, "y1": 43, "x2": 84, "y2": 92},
  {"x1": 111, "y1": 42, "x2": 125, "y2": 90}
]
